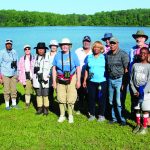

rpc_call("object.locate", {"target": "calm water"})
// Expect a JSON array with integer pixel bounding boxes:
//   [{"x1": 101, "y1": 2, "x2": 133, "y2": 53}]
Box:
[{"x1": 0, "y1": 26, "x2": 150, "y2": 58}]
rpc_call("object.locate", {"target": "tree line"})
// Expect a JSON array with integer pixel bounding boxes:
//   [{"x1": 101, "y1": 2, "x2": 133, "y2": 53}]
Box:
[{"x1": 0, "y1": 9, "x2": 150, "y2": 27}]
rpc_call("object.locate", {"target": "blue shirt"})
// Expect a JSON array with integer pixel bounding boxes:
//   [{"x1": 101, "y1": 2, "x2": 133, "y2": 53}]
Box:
[
  {"x1": 0, "y1": 49, "x2": 18, "y2": 76},
  {"x1": 85, "y1": 54, "x2": 106, "y2": 83},
  {"x1": 53, "y1": 51, "x2": 80, "y2": 75}
]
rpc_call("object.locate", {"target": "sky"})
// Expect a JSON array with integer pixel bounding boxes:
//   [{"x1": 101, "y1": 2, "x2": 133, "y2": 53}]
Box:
[{"x1": 0, "y1": 0, "x2": 149, "y2": 14}]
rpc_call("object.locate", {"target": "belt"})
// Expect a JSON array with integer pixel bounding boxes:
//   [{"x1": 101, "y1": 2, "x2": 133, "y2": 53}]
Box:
[{"x1": 110, "y1": 76, "x2": 122, "y2": 80}]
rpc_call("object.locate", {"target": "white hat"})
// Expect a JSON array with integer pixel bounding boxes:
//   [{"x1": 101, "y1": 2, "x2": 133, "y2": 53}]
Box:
[
  {"x1": 5, "y1": 39, "x2": 13, "y2": 45},
  {"x1": 59, "y1": 38, "x2": 72, "y2": 45},
  {"x1": 24, "y1": 44, "x2": 31, "y2": 49},
  {"x1": 49, "y1": 40, "x2": 58, "y2": 46}
]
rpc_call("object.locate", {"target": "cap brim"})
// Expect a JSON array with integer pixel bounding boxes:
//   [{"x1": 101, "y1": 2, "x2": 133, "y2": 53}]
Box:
[
  {"x1": 59, "y1": 43, "x2": 72, "y2": 45},
  {"x1": 132, "y1": 34, "x2": 148, "y2": 41},
  {"x1": 34, "y1": 47, "x2": 48, "y2": 49}
]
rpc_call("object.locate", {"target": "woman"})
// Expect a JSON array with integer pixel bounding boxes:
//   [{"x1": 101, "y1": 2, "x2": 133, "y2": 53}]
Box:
[
  {"x1": 52, "y1": 38, "x2": 81, "y2": 123},
  {"x1": 83, "y1": 41, "x2": 107, "y2": 121},
  {"x1": 18, "y1": 45, "x2": 34, "y2": 108},
  {"x1": 33, "y1": 42, "x2": 51, "y2": 115}
]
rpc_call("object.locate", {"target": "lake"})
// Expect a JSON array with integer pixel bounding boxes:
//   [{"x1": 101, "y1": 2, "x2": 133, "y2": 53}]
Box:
[{"x1": 0, "y1": 26, "x2": 150, "y2": 58}]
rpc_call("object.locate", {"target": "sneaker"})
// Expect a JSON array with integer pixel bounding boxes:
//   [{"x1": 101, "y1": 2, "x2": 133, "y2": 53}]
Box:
[
  {"x1": 25, "y1": 103, "x2": 30, "y2": 109},
  {"x1": 120, "y1": 121, "x2": 126, "y2": 126},
  {"x1": 12, "y1": 105, "x2": 21, "y2": 109},
  {"x1": 132, "y1": 125, "x2": 140, "y2": 133},
  {"x1": 88, "y1": 115, "x2": 95, "y2": 121},
  {"x1": 137, "y1": 127, "x2": 148, "y2": 135},
  {"x1": 76, "y1": 110, "x2": 81, "y2": 115},
  {"x1": 58, "y1": 116, "x2": 66, "y2": 123},
  {"x1": 109, "y1": 120, "x2": 117, "y2": 124},
  {"x1": 98, "y1": 115, "x2": 105, "y2": 122},
  {"x1": 5, "y1": 107, "x2": 11, "y2": 110},
  {"x1": 68, "y1": 115, "x2": 74, "y2": 123}
]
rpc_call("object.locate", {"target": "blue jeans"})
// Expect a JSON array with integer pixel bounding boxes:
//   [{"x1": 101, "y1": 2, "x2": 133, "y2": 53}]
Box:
[{"x1": 108, "y1": 77, "x2": 125, "y2": 123}]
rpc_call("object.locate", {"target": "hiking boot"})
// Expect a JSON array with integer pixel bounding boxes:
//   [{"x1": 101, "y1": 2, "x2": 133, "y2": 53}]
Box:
[
  {"x1": 88, "y1": 115, "x2": 95, "y2": 121},
  {"x1": 36, "y1": 107, "x2": 43, "y2": 115},
  {"x1": 43, "y1": 107, "x2": 49, "y2": 116},
  {"x1": 98, "y1": 115, "x2": 105, "y2": 122},
  {"x1": 133, "y1": 125, "x2": 140, "y2": 133},
  {"x1": 137, "y1": 127, "x2": 148, "y2": 135},
  {"x1": 58, "y1": 116, "x2": 66, "y2": 123},
  {"x1": 68, "y1": 115, "x2": 74, "y2": 123}
]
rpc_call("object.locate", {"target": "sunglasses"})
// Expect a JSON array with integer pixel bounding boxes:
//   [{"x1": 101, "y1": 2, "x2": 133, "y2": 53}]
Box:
[
  {"x1": 110, "y1": 42, "x2": 117, "y2": 45},
  {"x1": 24, "y1": 48, "x2": 31, "y2": 51}
]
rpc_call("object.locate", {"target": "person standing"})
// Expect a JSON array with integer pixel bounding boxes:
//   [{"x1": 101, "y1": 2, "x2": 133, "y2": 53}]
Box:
[
  {"x1": 33, "y1": 42, "x2": 51, "y2": 115},
  {"x1": 52, "y1": 38, "x2": 81, "y2": 123},
  {"x1": 0, "y1": 40, "x2": 18, "y2": 110},
  {"x1": 130, "y1": 47, "x2": 150, "y2": 134},
  {"x1": 75, "y1": 36, "x2": 92, "y2": 114},
  {"x1": 129, "y1": 30, "x2": 149, "y2": 118},
  {"x1": 105, "y1": 37, "x2": 129, "y2": 125},
  {"x1": 101, "y1": 33, "x2": 113, "y2": 54},
  {"x1": 18, "y1": 45, "x2": 34, "y2": 108},
  {"x1": 83, "y1": 41, "x2": 107, "y2": 121},
  {"x1": 46, "y1": 40, "x2": 58, "y2": 110}
]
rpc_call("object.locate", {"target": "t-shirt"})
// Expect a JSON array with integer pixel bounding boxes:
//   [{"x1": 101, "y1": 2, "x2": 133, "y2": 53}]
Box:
[
  {"x1": 53, "y1": 51, "x2": 80, "y2": 75},
  {"x1": 130, "y1": 63, "x2": 150, "y2": 94},
  {"x1": 85, "y1": 54, "x2": 106, "y2": 83}
]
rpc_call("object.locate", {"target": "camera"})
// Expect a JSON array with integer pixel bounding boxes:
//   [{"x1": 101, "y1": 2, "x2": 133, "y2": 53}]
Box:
[
  {"x1": 25, "y1": 72, "x2": 30, "y2": 80},
  {"x1": 37, "y1": 73, "x2": 47, "y2": 84},
  {"x1": 64, "y1": 71, "x2": 70, "y2": 79},
  {"x1": 34, "y1": 66, "x2": 40, "y2": 74},
  {"x1": 11, "y1": 61, "x2": 17, "y2": 69}
]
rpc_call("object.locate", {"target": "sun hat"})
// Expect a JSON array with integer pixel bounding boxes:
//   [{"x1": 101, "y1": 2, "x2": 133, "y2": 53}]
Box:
[
  {"x1": 59, "y1": 38, "x2": 72, "y2": 46},
  {"x1": 24, "y1": 44, "x2": 31, "y2": 50},
  {"x1": 83, "y1": 36, "x2": 91, "y2": 42},
  {"x1": 34, "y1": 42, "x2": 48, "y2": 49},
  {"x1": 101, "y1": 33, "x2": 113, "y2": 41},
  {"x1": 132, "y1": 30, "x2": 148, "y2": 41},
  {"x1": 49, "y1": 40, "x2": 58, "y2": 47},
  {"x1": 110, "y1": 37, "x2": 119, "y2": 43},
  {"x1": 5, "y1": 39, "x2": 13, "y2": 45}
]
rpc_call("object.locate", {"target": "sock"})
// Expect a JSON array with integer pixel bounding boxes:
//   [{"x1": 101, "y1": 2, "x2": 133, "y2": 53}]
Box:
[
  {"x1": 25, "y1": 95, "x2": 31, "y2": 104},
  {"x1": 143, "y1": 114, "x2": 149, "y2": 128},
  {"x1": 136, "y1": 113, "x2": 141, "y2": 126},
  {"x1": 12, "y1": 99, "x2": 16, "y2": 106},
  {"x1": 43, "y1": 96, "x2": 49, "y2": 107},
  {"x1": 5, "y1": 101, "x2": 9, "y2": 108},
  {"x1": 59, "y1": 104, "x2": 65, "y2": 116},
  {"x1": 37, "y1": 96, "x2": 43, "y2": 107},
  {"x1": 68, "y1": 104, "x2": 74, "y2": 116}
]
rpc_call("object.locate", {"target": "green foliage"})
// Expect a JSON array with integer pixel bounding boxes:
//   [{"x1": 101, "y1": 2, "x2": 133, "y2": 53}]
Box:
[
  {"x1": 0, "y1": 84, "x2": 150, "y2": 150},
  {"x1": 0, "y1": 9, "x2": 150, "y2": 26}
]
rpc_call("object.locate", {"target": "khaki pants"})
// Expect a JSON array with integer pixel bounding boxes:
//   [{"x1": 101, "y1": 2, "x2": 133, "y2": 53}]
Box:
[
  {"x1": 25, "y1": 80, "x2": 33, "y2": 95},
  {"x1": 56, "y1": 74, "x2": 77, "y2": 104},
  {"x1": 2, "y1": 75, "x2": 17, "y2": 101}
]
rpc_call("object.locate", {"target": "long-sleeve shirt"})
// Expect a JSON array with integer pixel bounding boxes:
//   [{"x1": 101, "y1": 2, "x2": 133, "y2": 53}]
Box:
[{"x1": 0, "y1": 49, "x2": 18, "y2": 77}]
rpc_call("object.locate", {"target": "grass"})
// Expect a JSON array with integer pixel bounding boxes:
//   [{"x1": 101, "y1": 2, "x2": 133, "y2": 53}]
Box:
[{"x1": 0, "y1": 84, "x2": 150, "y2": 150}]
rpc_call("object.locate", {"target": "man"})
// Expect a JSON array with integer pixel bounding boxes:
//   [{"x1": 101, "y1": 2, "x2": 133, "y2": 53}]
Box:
[
  {"x1": 105, "y1": 37, "x2": 129, "y2": 125},
  {"x1": 75, "y1": 36, "x2": 92, "y2": 114},
  {"x1": 0, "y1": 39, "x2": 18, "y2": 110},
  {"x1": 129, "y1": 30, "x2": 149, "y2": 118},
  {"x1": 101, "y1": 33, "x2": 113, "y2": 54}
]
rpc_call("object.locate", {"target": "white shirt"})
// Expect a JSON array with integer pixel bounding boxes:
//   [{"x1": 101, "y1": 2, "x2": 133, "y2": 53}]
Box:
[
  {"x1": 75, "y1": 47, "x2": 92, "y2": 77},
  {"x1": 25, "y1": 56, "x2": 30, "y2": 72}
]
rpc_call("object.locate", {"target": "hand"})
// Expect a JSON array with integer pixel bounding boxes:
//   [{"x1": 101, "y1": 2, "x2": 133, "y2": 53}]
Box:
[
  {"x1": 52, "y1": 81, "x2": 57, "y2": 89},
  {"x1": 134, "y1": 92, "x2": 139, "y2": 97},
  {"x1": 76, "y1": 81, "x2": 81, "y2": 89},
  {"x1": 83, "y1": 81, "x2": 87, "y2": 88}
]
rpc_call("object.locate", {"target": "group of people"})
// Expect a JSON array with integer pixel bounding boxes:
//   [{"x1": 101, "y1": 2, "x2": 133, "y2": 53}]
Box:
[{"x1": 0, "y1": 29, "x2": 150, "y2": 135}]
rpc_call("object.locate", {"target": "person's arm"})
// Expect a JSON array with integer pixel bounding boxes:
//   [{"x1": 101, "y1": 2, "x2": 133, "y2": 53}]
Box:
[
  {"x1": 0, "y1": 51, "x2": 3, "y2": 84},
  {"x1": 83, "y1": 70, "x2": 88, "y2": 88},
  {"x1": 52, "y1": 66, "x2": 57, "y2": 89},
  {"x1": 76, "y1": 66, "x2": 81, "y2": 89},
  {"x1": 144, "y1": 65, "x2": 150, "y2": 93}
]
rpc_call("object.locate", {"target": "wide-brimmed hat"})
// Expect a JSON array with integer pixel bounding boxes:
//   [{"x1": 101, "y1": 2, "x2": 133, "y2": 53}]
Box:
[
  {"x1": 49, "y1": 40, "x2": 58, "y2": 47},
  {"x1": 5, "y1": 39, "x2": 13, "y2": 45},
  {"x1": 59, "y1": 38, "x2": 72, "y2": 46},
  {"x1": 110, "y1": 37, "x2": 119, "y2": 43},
  {"x1": 101, "y1": 33, "x2": 113, "y2": 41},
  {"x1": 24, "y1": 44, "x2": 31, "y2": 50},
  {"x1": 132, "y1": 30, "x2": 148, "y2": 41},
  {"x1": 34, "y1": 42, "x2": 48, "y2": 49},
  {"x1": 83, "y1": 36, "x2": 91, "y2": 42}
]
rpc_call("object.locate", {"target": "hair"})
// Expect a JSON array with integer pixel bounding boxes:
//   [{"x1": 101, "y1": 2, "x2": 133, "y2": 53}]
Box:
[
  {"x1": 140, "y1": 47, "x2": 150, "y2": 54},
  {"x1": 92, "y1": 41, "x2": 104, "y2": 53}
]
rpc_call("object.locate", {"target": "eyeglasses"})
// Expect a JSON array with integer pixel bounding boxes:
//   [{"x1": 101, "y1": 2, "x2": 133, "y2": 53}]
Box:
[
  {"x1": 24, "y1": 48, "x2": 30, "y2": 51},
  {"x1": 110, "y1": 42, "x2": 117, "y2": 45}
]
